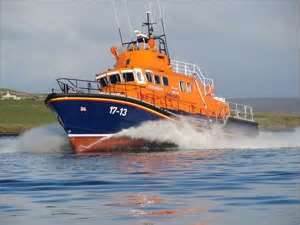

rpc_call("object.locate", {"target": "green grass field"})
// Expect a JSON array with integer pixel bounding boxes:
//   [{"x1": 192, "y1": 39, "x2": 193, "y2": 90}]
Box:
[
  {"x1": 0, "y1": 99, "x2": 56, "y2": 133},
  {"x1": 0, "y1": 99, "x2": 300, "y2": 134},
  {"x1": 255, "y1": 112, "x2": 300, "y2": 131}
]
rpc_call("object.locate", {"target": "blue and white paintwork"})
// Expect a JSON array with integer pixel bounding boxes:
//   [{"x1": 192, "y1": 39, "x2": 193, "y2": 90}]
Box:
[{"x1": 46, "y1": 94, "x2": 173, "y2": 138}]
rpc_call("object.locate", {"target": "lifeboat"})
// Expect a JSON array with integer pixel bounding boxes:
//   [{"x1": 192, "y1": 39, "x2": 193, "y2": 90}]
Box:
[{"x1": 45, "y1": 11, "x2": 258, "y2": 153}]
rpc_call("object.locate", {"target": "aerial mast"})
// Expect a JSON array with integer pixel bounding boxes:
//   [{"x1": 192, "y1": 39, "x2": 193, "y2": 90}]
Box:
[
  {"x1": 112, "y1": 0, "x2": 125, "y2": 46},
  {"x1": 143, "y1": 11, "x2": 154, "y2": 38}
]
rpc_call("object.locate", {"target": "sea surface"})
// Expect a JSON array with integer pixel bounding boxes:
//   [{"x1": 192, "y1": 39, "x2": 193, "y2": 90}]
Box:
[{"x1": 0, "y1": 123, "x2": 299, "y2": 225}]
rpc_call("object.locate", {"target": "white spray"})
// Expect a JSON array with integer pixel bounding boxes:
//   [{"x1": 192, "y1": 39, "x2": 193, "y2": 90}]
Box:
[
  {"x1": 1, "y1": 119, "x2": 299, "y2": 154},
  {"x1": 0, "y1": 123, "x2": 69, "y2": 154},
  {"x1": 117, "y1": 119, "x2": 300, "y2": 150}
]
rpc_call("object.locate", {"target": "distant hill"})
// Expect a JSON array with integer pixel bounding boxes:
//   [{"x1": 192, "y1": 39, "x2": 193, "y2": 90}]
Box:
[{"x1": 229, "y1": 98, "x2": 300, "y2": 114}]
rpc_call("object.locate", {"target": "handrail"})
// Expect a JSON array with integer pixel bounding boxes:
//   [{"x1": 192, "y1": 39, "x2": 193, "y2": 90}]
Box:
[
  {"x1": 53, "y1": 78, "x2": 255, "y2": 122},
  {"x1": 171, "y1": 59, "x2": 214, "y2": 95},
  {"x1": 228, "y1": 102, "x2": 254, "y2": 122},
  {"x1": 53, "y1": 77, "x2": 206, "y2": 115},
  {"x1": 56, "y1": 78, "x2": 101, "y2": 94}
]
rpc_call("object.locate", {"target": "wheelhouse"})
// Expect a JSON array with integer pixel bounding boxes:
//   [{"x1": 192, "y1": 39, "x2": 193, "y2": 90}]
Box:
[{"x1": 96, "y1": 68, "x2": 171, "y2": 89}]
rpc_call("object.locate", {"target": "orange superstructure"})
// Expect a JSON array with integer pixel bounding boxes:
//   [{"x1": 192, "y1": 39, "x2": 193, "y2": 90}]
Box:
[{"x1": 95, "y1": 16, "x2": 230, "y2": 120}]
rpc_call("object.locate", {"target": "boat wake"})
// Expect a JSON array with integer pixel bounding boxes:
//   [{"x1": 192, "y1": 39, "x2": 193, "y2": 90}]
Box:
[
  {"x1": 1, "y1": 119, "x2": 299, "y2": 154},
  {"x1": 118, "y1": 119, "x2": 300, "y2": 150},
  {"x1": 0, "y1": 123, "x2": 70, "y2": 154}
]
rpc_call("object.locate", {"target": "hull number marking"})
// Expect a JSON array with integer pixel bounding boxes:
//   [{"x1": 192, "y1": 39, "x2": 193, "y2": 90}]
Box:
[
  {"x1": 109, "y1": 106, "x2": 127, "y2": 116},
  {"x1": 80, "y1": 106, "x2": 87, "y2": 112}
]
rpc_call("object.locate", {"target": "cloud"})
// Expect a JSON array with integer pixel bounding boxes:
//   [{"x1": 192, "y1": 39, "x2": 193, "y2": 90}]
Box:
[{"x1": 0, "y1": 0, "x2": 299, "y2": 97}]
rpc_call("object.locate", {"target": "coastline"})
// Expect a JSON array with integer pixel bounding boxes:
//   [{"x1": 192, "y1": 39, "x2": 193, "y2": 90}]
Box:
[
  {"x1": 0, "y1": 99, "x2": 56, "y2": 136},
  {"x1": 254, "y1": 112, "x2": 300, "y2": 132},
  {"x1": 0, "y1": 132, "x2": 20, "y2": 137},
  {"x1": 1, "y1": 111, "x2": 299, "y2": 136},
  {"x1": 1, "y1": 99, "x2": 300, "y2": 136}
]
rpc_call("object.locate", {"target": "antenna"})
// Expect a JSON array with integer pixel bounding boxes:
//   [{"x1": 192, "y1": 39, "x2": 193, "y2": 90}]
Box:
[
  {"x1": 160, "y1": 4, "x2": 169, "y2": 57},
  {"x1": 118, "y1": 28, "x2": 124, "y2": 45},
  {"x1": 148, "y1": 2, "x2": 153, "y2": 16},
  {"x1": 112, "y1": 0, "x2": 124, "y2": 45},
  {"x1": 156, "y1": 0, "x2": 162, "y2": 20},
  {"x1": 124, "y1": 0, "x2": 133, "y2": 39},
  {"x1": 147, "y1": 11, "x2": 151, "y2": 37},
  {"x1": 143, "y1": 11, "x2": 155, "y2": 38},
  {"x1": 112, "y1": 0, "x2": 120, "y2": 28}
]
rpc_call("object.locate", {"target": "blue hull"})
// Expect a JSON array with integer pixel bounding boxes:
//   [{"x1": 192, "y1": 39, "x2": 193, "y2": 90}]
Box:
[
  {"x1": 46, "y1": 93, "x2": 172, "y2": 136},
  {"x1": 45, "y1": 93, "x2": 258, "y2": 152}
]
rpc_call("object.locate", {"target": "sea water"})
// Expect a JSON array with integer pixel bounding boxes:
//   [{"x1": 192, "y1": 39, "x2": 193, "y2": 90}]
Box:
[{"x1": 0, "y1": 122, "x2": 299, "y2": 225}]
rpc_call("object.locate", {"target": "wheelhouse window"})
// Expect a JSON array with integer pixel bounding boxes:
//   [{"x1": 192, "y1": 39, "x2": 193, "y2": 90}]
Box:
[
  {"x1": 179, "y1": 81, "x2": 187, "y2": 92},
  {"x1": 109, "y1": 73, "x2": 121, "y2": 84},
  {"x1": 187, "y1": 82, "x2": 192, "y2": 92},
  {"x1": 162, "y1": 76, "x2": 169, "y2": 86},
  {"x1": 154, "y1": 75, "x2": 161, "y2": 85},
  {"x1": 99, "y1": 77, "x2": 109, "y2": 88},
  {"x1": 145, "y1": 71, "x2": 153, "y2": 83},
  {"x1": 122, "y1": 72, "x2": 135, "y2": 82},
  {"x1": 136, "y1": 71, "x2": 143, "y2": 82}
]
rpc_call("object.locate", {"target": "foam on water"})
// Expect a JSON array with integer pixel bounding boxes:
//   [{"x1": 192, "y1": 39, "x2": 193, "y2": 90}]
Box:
[
  {"x1": 1, "y1": 119, "x2": 299, "y2": 154},
  {"x1": 0, "y1": 123, "x2": 69, "y2": 154},
  {"x1": 118, "y1": 118, "x2": 300, "y2": 150}
]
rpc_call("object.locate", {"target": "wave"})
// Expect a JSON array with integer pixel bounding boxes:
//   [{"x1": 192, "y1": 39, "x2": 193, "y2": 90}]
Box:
[
  {"x1": 1, "y1": 119, "x2": 299, "y2": 154},
  {"x1": 117, "y1": 118, "x2": 300, "y2": 150},
  {"x1": 0, "y1": 123, "x2": 70, "y2": 154}
]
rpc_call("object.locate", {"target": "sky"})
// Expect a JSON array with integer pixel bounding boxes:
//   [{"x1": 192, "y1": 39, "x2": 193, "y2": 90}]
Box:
[{"x1": 0, "y1": 0, "x2": 299, "y2": 98}]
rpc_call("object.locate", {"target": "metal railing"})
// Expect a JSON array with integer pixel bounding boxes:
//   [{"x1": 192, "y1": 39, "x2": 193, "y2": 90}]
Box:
[
  {"x1": 171, "y1": 59, "x2": 214, "y2": 95},
  {"x1": 56, "y1": 78, "x2": 101, "y2": 94},
  {"x1": 53, "y1": 78, "x2": 255, "y2": 122},
  {"x1": 52, "y1": 78, "x2": 204, "y2": 114},
  {"x1": 228, "y1": 102, "x2": 254, "y2": 121}
]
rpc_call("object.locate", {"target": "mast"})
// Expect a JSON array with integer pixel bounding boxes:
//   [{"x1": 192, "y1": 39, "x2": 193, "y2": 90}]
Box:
[
  {"x1": 112, "y1": 0, "x2": 125, "y2": 45},
  {"x1": 114, "y1": 10, "x2": 170, "y2": 57},
  {"x1": 142, "y1": 11, "x2": 169, "y2": 57},
  {"x1": 143, "y1": 11, "x2": 155, "y2": 38},
  {"x1": 160, "y1": 17, "x2": 169, "y2": 56}
]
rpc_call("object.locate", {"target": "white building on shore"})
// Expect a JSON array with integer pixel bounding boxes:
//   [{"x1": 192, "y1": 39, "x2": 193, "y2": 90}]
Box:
[{"x1": 1, "y1": 91, "x2": 21, "y2": 100}]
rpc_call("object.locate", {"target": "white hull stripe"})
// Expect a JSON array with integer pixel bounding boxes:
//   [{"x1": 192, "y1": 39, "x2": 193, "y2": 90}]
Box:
[{"x1": 68, "y1": 134, "x2": 114, "y2": 137}]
